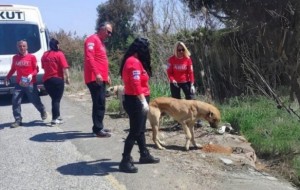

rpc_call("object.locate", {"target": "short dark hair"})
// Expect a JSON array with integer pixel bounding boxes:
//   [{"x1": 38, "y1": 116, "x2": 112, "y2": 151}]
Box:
[{"x1": 96, "y1": 21, "x2": 112, "y2": 31}]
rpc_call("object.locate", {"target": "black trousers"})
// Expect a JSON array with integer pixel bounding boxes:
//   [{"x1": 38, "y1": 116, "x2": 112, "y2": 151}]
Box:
[
  {"x1": 44, "y1": 77, "x2": 65, "y2": 120},
  {"x1": 87, "y1": 81, "x2": 106, "y2": 133},
  {"x1": 122, "y1": 95, "x2": 150, "y2": 156},
  {"x1": 170, "y1": 82, "x2": 194, "y2": 100}
]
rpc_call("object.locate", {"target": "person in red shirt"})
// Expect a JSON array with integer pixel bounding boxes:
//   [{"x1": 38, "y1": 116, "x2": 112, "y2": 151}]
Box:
[
  {"x1": 167, "y1": 41, "x2": 203, "y2": 128},
  {"x1": 84, "y1": 22, "x2": 112, "y2": 137},
  {"x1": 42, "y1": 38, "x2": 70, "y2": 125},
  {"x1": 118, "y1": 38, "x2": 160, "y2": 173},
  {"x1": 4, "y1": 40, "x2": 47, "y2": 128},
  {"x1": 167, "y1": 41, "x2": 195, "y2": 100}
]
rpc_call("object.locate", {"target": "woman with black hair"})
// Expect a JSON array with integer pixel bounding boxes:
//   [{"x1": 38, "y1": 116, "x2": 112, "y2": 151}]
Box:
[
  {"x1": 41, "y1": 38, "x2": 70, "y2": 125},
  {"x1": 119, "y1": 38, "x2": 160, "y2": 173}
]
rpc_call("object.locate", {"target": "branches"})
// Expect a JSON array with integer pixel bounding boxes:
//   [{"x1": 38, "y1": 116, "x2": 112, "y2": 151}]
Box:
[{"x1": 231, "y1": 37, "x2": 300, "y2": 121}]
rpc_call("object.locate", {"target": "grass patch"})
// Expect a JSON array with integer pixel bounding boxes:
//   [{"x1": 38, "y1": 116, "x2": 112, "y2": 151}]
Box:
[{"x1": 221, "y1": 95, "x2": 300, "y2": 185}]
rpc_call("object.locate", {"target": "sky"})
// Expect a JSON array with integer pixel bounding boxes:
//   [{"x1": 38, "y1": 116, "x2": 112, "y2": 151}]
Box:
[{"x1": 2, "y1": 0, "x2": 107, "y2": 36}]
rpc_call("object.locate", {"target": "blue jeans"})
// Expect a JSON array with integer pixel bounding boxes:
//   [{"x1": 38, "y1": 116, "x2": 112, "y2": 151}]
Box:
[
  {"x1": 44, "y1": 77, "x2": 64, "y2": 120},
  {"x1": 87, "y1": 81, "x2": 106, "y2": 133},
  {"x1": 12, "y1": 83, "x2": 46, "y2": 121}
]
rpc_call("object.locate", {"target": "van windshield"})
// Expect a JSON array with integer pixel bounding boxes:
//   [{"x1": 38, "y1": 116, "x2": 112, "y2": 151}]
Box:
[{"x1": 0, "y1": 23, "x2": 41, "y2": 55}]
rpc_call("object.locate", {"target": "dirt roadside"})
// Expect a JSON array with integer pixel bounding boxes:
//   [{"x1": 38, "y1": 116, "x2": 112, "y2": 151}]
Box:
[{"x1": 65, "y1": 89, "x2": 298, "y2": 190}]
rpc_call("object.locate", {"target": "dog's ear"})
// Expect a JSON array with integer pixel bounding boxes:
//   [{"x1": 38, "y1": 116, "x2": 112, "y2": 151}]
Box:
[{"x1": 207, "y1": 111, "x2": 213, "y2": 118}]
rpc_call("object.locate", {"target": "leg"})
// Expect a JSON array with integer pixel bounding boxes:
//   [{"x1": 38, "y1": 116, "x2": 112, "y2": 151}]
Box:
[
  {"x1": 189, "y1": 124, "x2": 202, "y2": 149},
  {"x1": 25, "y1": 84, "x2": 46, "y2": 119},
  {"x1": 44, "y1": 78, "x2": 64, "y2": 120},
  {"x1": 149, "y1": 109, "x2": 165, "y2": 149},
  {"x1": 119, "y1": 95, "x2": 139, "y2": 173},
  {"x1": 180, "y1": 82, "x2": 194, "y2": 100},
  {"x1": 87, "y1": 82, "x2": 107, "y2": 133},
  {"x1": 181, "y1": 123, "x2": 192, "y2": 151},
  {"x1": 170, "y1": 83, "x2": 181, "y2": 99},
  {"x1": 11, "y1": 85, "x2": 24, "y2": 127}
]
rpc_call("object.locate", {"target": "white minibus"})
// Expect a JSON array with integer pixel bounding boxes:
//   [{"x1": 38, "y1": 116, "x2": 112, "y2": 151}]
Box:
[{"x1": 0, "y1": 4, "x2": 49, "y2": 95}]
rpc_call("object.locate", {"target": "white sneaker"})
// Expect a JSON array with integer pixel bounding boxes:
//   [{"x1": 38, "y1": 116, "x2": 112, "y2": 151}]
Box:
[{"x1": 51, "y1": 119, "x2": 64, "y2": 125}]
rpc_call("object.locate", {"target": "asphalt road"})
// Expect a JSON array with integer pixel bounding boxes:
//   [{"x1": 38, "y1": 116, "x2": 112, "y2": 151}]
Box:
[{"x1": 0, "y1": 94, "x2": 298, "y2": 190}]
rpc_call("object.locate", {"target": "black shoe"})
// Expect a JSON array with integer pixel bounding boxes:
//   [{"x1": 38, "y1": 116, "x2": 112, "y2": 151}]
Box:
[
  {"x1": 11, "y1": 120, "x2": 22, "y2": 128},
  {"x1": 119, "y1": 155, "x2": 138, "y2": 173},
  {"x1": 41, "y1": 111, "x2": 47, "y2": 120},
  {"x1": 93, "y1": 130, "x2": 111, "y2": 138},
  {"x1": 139, "y1": 150, "x2": 160, "y2": 164}
]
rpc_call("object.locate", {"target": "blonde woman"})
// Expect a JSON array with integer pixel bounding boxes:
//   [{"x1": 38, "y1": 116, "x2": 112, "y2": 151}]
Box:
[{"x1": 167, "y1": 41, "x2": 195, "y2": 100}]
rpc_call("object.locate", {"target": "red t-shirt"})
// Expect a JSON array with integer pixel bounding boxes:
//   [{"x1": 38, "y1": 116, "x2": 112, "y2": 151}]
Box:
[
  {"x1": 167, "y1": 55, "x2": 195, "y2": 83},
  {"x1": 6, "y1": 53, "x2": 38, "y2": 84},
  {"x1": 41, "y1": 50, "x2": 69, "y2": 82},
  {"x1": 84, "y1": 34, "x2": 109, "y2": 84},
  {"x1": 122, "y1": 56, "x2": 150, "y2": 96}
]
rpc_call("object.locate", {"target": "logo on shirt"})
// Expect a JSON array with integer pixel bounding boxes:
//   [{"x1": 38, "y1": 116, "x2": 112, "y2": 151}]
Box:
[
  {"x1": 174, "y1": 64, "x2": 187, "y2": 71},
  {"x1": 87, "y1": 43, "x2": 94, "y2": 50},
  {"x1": 16, "y1": 60, "x2": 30, "y2": 66},
  {"x1": 132, "y1": 70, "x2": 140, "y2": 80}
]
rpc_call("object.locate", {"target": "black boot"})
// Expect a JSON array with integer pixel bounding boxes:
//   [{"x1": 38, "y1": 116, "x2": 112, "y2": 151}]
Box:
[
  {"x1": 139, "y1": 149, "x2": 160, "y2": 164},
  {"x1": 119, "y1": 154, "x2": 138, "y2": 173}
]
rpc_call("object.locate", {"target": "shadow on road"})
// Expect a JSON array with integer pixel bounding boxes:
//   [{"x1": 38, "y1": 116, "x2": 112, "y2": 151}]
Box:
[
  {"x1": 0, "y1": 120, "x2": 47, "y2": 130},
  {"x1": 30, "y1": 131, "x2": 95, "y2": 142},
  {"x1": 57, "y1": 159, "x2": 119, "y2": 176}
]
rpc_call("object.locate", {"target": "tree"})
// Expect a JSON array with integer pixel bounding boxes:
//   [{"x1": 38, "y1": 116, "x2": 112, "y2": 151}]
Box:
[{"x1": 96, "y1": 0, "x2": 136, "y2": 51}]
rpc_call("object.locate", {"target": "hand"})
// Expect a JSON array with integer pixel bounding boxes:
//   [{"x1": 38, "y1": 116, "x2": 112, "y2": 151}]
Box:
[
  {"x1": 172, "y1": 80, "x2": 179, "y2": 88},
  {"x1": 200, "y1": 70, "x2": 205, "y2": 77},
  {"x1": 190, "y1": 84, "x2": 196, "y2": 94},
  {"x1": 141, "y1": 98, "x2": 149, "y2": 113},
  {"x1": 96, "y1": 74, "x2": 103, "y2": 85},
  {"x1": 107, "y1": 76, "x2": 111, "y2": 85},
  {"x1": 4, "y1": 78, "x2": 9, "y2": 86},
  {"x1": 27, "y1": 74, "x2": 32, "y2": 82},
  {"x1": 65, "y1": 77, "x2": 70, "y2": 85}
]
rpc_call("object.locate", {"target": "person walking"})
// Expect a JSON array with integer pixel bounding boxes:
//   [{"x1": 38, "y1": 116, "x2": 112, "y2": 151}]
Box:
[
  {"x1": 84, "y1": 22, "x2": 112, "y2": 137},
  {"x1": 4, "y1": 40, "x2": 47, "y2": 128},
  {"x1": 119, "y1": 38, "x2": 160, "y2": 173},
  {"x1": 41, "y1": 38, "x2": 70, "y2": 126}
]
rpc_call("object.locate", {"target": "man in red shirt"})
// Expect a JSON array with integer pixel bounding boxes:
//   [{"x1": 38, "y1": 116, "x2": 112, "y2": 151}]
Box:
[
  {"x1": 84, "y1": 22, "x2": 112, "y2": 137},
  {"x1": 4, "y1": 40, "x2": 47, "y2": 128}
]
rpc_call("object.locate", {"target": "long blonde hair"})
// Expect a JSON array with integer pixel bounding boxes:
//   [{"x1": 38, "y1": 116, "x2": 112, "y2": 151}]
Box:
[{"x1": 173, "y1": 41, "x2": 191, "y2": 58}]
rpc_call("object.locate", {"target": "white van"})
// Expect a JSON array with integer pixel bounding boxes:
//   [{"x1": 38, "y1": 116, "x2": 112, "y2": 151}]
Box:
[{"x1": 0, "y1": 4, "x2": 49, "y2": 95}]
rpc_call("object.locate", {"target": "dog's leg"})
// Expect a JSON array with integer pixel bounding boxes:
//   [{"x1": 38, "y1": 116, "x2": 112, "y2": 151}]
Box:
[
  {"x1": 149, "y1": 109, "x2": 165, "y2": 150},
  {"x1": 152, "y1": 124, "x2": 165, "y2": 150},
  {"x1": 181, "y1": 123, "x2": 192, "y2": 151},
  {"x1": 190, "y1": 125, "x2": 202, "y2": 149}
]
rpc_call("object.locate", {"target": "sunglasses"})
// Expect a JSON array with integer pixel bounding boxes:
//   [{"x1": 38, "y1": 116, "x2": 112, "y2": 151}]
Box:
[
  {"x1": 177, "y1": 48, "x2": 184, "y2": 52},
  {"x1": 106, "y1": 30, "x2": 112, "y2": 35}
]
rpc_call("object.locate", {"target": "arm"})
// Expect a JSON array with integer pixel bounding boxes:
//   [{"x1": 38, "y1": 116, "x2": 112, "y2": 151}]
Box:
[
  {"x1": 187, "y1": 58, "x2": 195, "y2": 84},
  {"x1": 166, "y1": 57, "x2": 175, "y2": 82},
  {"x1": 5, "y1": 61, "x2": 16, "y2": 86},
  {"x1": 85, "y1": 38, "x2": 102, "y2": 83},
  {"x1": 63, "y1": 68, "x2": 70, "y2": 84}
]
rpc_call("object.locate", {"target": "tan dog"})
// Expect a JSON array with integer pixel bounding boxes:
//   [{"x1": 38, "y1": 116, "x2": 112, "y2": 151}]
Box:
[
  {"x1": 147, "y1": 97, "x2": 221, "y2": 150},
  {"x1": 106, "y1": 85, "x2": 126, "y2": 116}
]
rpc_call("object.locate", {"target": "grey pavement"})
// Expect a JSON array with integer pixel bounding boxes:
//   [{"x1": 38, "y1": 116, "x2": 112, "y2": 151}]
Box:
[{"x1": 0, "y1": 94, "x2": 298, "y2": 190}]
